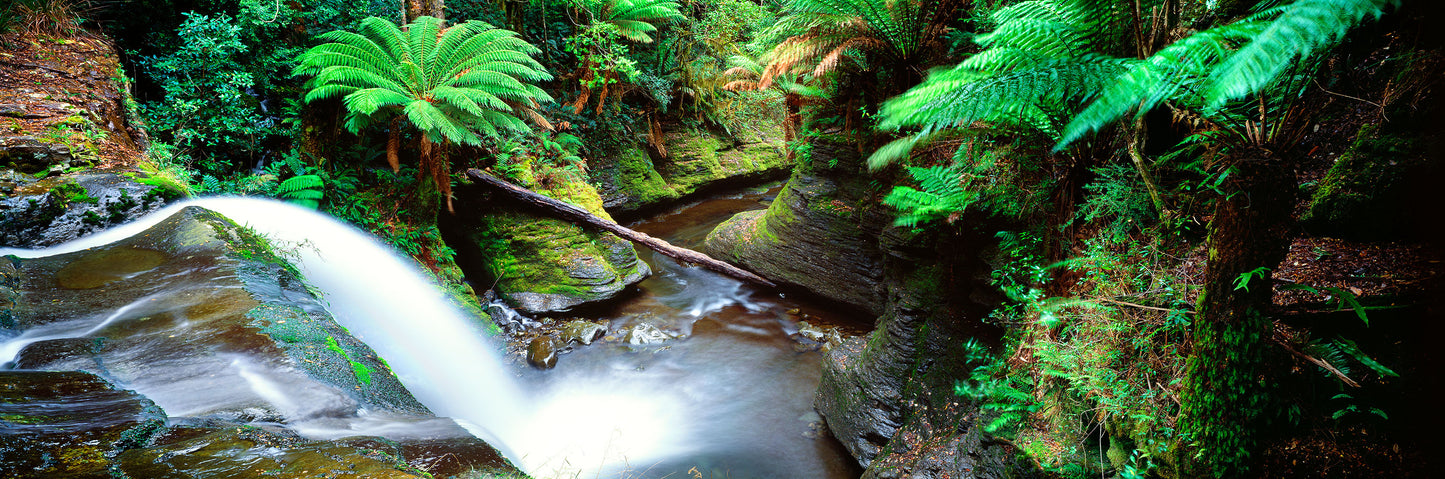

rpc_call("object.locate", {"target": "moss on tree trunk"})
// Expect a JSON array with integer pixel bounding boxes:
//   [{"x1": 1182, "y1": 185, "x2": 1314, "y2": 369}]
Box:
[{"x1": 1176, "y1": 152, "x2": 1294, "y2": 478}]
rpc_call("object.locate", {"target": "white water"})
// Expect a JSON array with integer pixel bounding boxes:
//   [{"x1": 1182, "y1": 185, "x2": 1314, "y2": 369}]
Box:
[{"x1": 0, "y1": 197, "x2": 688, "y2": 477}]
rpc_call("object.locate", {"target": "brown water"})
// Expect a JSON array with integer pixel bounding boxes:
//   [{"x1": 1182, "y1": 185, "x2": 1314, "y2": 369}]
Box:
[{"x1": 510, "y1": 185, "x2": 867, "y2": 478}]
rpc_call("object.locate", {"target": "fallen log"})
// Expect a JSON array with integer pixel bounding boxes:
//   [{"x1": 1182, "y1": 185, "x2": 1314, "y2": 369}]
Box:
[{"x1": 465, "y1": 169, "x2": 778, "y2": 288}]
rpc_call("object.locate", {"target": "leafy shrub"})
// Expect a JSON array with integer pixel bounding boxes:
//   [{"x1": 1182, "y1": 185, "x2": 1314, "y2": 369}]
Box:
[{"x1": 139, "y1": 13, "x2": 269, "y2": 175}]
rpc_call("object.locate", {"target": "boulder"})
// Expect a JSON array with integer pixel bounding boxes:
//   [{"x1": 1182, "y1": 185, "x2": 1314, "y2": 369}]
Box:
[
  {"x1": 443, "y1": 174, "x2": 649, "y2": 314},
  {"x1": 705, "y1": 138, "x2": 891, "y2": 314},
  {"x1": 560, "y1": 320, "x2": 607, "y2": 345},
  {"x1": 528, "y1": 337, "x2": 559, "y2": 369}
]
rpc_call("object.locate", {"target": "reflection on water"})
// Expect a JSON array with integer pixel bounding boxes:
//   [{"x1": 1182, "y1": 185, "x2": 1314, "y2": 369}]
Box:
[{"x1": 511, "y1": 186, "x2": 866, "y2": 478}]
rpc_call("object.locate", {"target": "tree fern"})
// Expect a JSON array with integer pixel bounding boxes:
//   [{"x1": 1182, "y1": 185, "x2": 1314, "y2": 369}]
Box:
[
  {"x1": 295, "y1": 16, "x2": 552, "y2": 208},
  {"x1": 755, "y1": 0, "x2": 960, "y2": 89},
  {"x1": 575, "y1": 0, "x2": 685, "y2": 43},
  {"x1": 869, "y1": 0, "x2": 1127, "y2": 169},
  {"x1": 1058, "y1": 0, "x2": 1400, "y2": 149}
]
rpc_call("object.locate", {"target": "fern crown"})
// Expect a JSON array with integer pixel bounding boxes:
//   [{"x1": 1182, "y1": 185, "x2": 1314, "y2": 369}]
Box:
[
  {"x1": 294, "y1": 16, "x2": 554, "y2": 147},
  {"x1": 869, "y1": 0, "x2": 1125, "y2": 169}
]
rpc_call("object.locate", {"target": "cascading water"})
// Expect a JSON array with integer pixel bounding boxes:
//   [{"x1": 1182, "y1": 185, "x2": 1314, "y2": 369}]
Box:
[
  {"x1": 3, "y1": 192, "x2": 862, "y2": 478},
  {"x1": 0, "y1": 197, "x2": 735, "y2": 477}
]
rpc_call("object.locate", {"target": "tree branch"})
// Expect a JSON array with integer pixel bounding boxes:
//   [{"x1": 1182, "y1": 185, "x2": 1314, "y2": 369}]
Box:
[{"x1": 465, "y1": 169, "x2": 778, "y2": 288}]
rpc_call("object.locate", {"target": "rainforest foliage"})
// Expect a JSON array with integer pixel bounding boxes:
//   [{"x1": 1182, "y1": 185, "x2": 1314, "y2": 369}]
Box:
[{"x1": 5, "y1": 0, "x2": 1437, "y2": 476}]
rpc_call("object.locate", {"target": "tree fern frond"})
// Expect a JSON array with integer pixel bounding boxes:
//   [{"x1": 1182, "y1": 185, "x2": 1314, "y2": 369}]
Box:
[
  {"x1": 1205, "y1": 0, "x2": 1399, "y2": 106},
  {"x1": 883, "y1": 165, "x2": 978, "y2": 228}
]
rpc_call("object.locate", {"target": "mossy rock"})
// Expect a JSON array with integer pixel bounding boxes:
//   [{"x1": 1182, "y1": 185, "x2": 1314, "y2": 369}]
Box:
[
  {"x1": 704, "y1": 139, "x2": 888, "y2": 314},
  {"x1": 448, "y1": 175, "x2": 649, "y2": 313},
  {"x1": 0, "y1": 170, "x2": 173, "y2": 248},
  {"x1": 590, "y1": 126, "x2": 791, "y2": 214},
  {"x1": 1302, "y1": 123, "x2": 1430, "y2": 239}
]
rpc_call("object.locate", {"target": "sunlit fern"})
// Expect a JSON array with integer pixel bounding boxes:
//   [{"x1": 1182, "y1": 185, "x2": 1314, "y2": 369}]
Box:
[
  {"x1": 883, "y1": 164, "x2": 978, "y2": 228},
  {"x1": 294, "y1": 16, "x2": 553, "y2": 207},
  {"x1": 276, "y1": 174, "x2": 325, "y2": 210}
]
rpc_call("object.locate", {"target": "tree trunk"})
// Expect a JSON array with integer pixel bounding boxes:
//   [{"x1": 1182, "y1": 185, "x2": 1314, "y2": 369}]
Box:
[
  {"x1": 1175, "y1": 151, "x2": 1294, "y2": 478},
  {"x1": 465, "y1": 169, "x2": 779, "y2": 288},
  {"x1": 406, "y1": 0, "x2": 445, "y2": 22}
]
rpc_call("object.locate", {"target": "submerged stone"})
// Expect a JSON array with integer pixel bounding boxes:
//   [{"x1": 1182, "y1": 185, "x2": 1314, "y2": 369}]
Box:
[
  {"x1": 560, "y1": 320, "x2": 607, "y2": 346},
  {"x1": 0, "y1": 370, "x2": 165, "y2": 478},
  {"x1": 54, "y1": 246, "x2": 166, "y2": 289},
  {"x1": 624, "y1": 322, "x2": 675, "y2": 345},
  {"x1": 528, "y1": 336, "x2": 558, "y2": 369},
  {"x1": 116, "y1": 426, "x2": 427, "y2": 479}
]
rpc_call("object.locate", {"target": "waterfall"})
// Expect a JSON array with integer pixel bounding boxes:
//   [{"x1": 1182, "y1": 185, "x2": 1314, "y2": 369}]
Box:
[{"x1": 0, "y1": 198, "x2": 559, "y2": 471}]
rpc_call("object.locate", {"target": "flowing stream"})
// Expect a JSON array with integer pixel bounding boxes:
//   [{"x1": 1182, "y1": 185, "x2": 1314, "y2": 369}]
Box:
[{"x1": 0, "y1": 188, "x2": 863, "y2": 478}]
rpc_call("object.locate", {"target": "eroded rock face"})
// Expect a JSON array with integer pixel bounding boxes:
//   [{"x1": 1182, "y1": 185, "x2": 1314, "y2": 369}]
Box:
[
  {"x1": 591, "y1": 126, "x2": 792, "y2": 215},
  {"x1": 0, "y1": 171, "x2": 177, "y2": 248},
  {"x1": 814, "y1": 229, "x2": 1039, "y2": 479},
  {"x1": 705, "y1": 139, "x2": 891, "y2": 314},
  {"x1": 444, "y1": 175, "x2": 649, "y2": 314}
]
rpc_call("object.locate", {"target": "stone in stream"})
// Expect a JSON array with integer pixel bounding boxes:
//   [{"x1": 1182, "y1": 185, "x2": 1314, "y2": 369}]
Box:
[
  {"x1": 623, "y1": 322, "x2": 676, "y2": 345},
  {"x1": 559, "y1": 320, "x2": 607, "y2": 345},
  {"x1": 528, "y1": 336, "x2": 559, "y2": 369}
]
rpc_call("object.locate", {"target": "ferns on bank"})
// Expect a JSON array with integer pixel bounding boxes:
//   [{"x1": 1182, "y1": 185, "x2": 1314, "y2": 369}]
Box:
[
  {"x1": 884, "y1": 164, "x2": 978, "y2": 228},
  {"x1": 276, "y1": 174, "x2": 325, "y2": 209}
]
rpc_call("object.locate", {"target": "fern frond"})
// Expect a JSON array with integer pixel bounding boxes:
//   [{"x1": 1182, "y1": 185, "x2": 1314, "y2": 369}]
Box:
[{"x1": 1205, "y1": 0, "x2": 1399, "y2": 106}]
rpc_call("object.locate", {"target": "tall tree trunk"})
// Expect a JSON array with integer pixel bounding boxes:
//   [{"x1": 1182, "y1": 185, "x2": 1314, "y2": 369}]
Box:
[
  {"x1": 1176, "y1": 150, "x2": 1294, "y2": 478},
  {"x1": 406, "y1": 0, "x2": 445, "y2": 22}
]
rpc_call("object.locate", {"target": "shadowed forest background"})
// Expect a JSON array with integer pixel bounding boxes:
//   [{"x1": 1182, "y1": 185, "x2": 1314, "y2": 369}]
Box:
[{"x1": 0, "y1": 0, "x2": 1441, "y2": 477}]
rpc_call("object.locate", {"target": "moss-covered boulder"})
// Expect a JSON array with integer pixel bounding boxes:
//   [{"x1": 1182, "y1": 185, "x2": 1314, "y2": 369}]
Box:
[
  {"x1": 591, "y1": 126, "x2": 791, "y2": 215},
  {"x1": 446, "y1": 175, "x2": 649, "y2": 313},
  {"x1": 704, "y1": 138, "x2": 889, "y2": 314},
  {"x1": 1301, "y1": 123, "x2": 1432, "y2": 239}
]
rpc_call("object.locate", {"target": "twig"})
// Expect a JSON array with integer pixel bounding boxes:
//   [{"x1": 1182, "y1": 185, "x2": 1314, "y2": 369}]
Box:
[
  {"x1": 1271, "y1": 335, "x2": 1359, "y2": 388},
  {"x1": 1313, "y1": 79, "x2": 1387, "y2": 121},
  {"x1": 1088, "y1": 296, "x2": 1194, "y2": 314}
]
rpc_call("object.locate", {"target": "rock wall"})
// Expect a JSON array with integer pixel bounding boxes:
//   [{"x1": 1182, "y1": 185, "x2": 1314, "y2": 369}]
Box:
[
  {"x1": 1, "y1": 34, "x2": 176, "y2": 248},
  {"x1": 591, "y1": 126, "x2": 792, "y2": 215},
  {"x1": 704, "y1": 137, "x2": 890, "y2": 314},
  {"x1": 444, "y1": 174, "x2": 649, "y2": 314},
  {"x1": 816, "y1": 227, "x2": 1038, "y2": 478},
  {"x1": 702, "y1": 134, "x2": 1039, "y2": 477}
]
